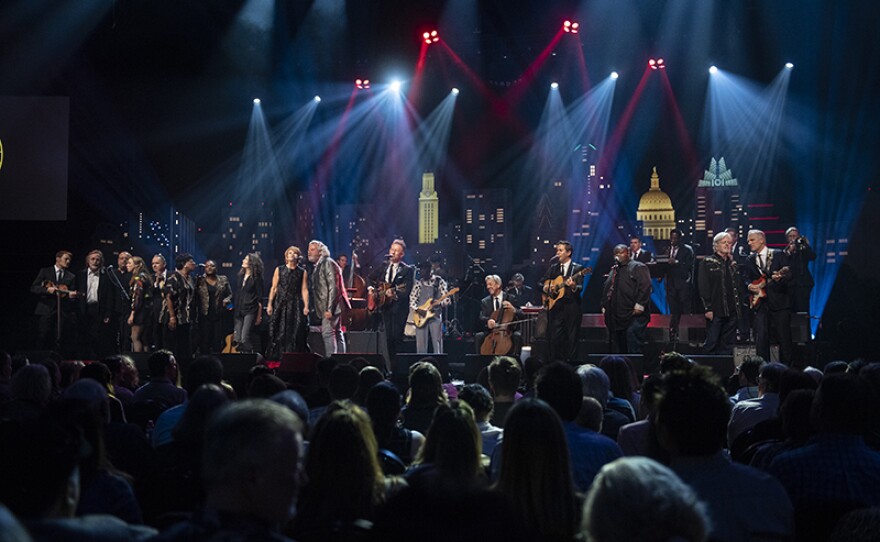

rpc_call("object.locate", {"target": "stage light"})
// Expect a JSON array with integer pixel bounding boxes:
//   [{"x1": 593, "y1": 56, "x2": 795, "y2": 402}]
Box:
[
  {"x1": 253, "y1": 98, "x2": 261, "y2": 105},
  {"x1": 785, "y1": 62, "x2": 794, "y2": 69},
  {"x1": 355, "y1": 78, "x2": 370, "y2": 89},
  {"x1": 550, "y1": 82, "x2": 559, "y2": 89},
  {"x1": 390, "y1": 80, "x2": 402, "y2": 92},
  {"x1": 313, "y1": 95, "x2": 321, "y2": 103},
  {"x1": 451, "y1": 88, "x2": 460, "y2": 95},
  {"x1": 423, "y1": 29, "x2": 439, "y2": 44},
  {"x1": 610, "y1": 71, "x2": 619, "y2": 80},
  {"x1": 563, "y1": 20, "x2": 579, "y2": 34},
  {"x1": 709, "y1": 65, "x2": 718, "y2": 74},
  {"x1": 649, "y1": 58, "x2": 666, "y2": 70}
]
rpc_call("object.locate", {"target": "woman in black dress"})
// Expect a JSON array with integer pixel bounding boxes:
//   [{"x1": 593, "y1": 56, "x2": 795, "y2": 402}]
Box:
[
  {"x1": 126, "y1": 256, "x2": 151, "y2": 352},
  {"x1": 266, "y1": 246, "x2": 310, "y2": 359}
]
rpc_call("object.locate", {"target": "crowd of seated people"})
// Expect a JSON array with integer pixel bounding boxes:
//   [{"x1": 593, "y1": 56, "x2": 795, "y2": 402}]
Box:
[{"x1": 3, "y1": 346, "x2": 880, "y2": 542}]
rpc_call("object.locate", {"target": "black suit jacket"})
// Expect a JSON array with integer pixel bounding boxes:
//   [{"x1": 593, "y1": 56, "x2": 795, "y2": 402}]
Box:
[
  {"x1": 786, "y1": 243, "x2": 816, "y2": 288},
  {"x1": 371, "y1": 261, "x2": 414, "y2": 316},
  {"x1": 76, "y1": 268, "x2": 117, "y2": 321},
  {"x1": 632, "y1": 250, "x2": 653, "y2": 264},
  {"x1": 479, "y1": 292, "x2": 524, "y2": 331},
  {"x1": 31, "y1": 266, "x2": 77, "y2": 315},
  {"x1": 744, "y1": 249, "x2": 791, "y2": 311},
  {"x1": 665, "y1": 243, "x2": 694, "y2": 287},
  {"x1": 506, "y1": 285, "x2": 536, "y2": 306}
]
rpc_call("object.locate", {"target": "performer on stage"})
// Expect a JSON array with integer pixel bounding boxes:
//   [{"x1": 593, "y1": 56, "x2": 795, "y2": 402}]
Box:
[
  {"x1": 308, "y1": 240, "x2": 348, "y2": 356},
  {"x1": 726, "y1": 227, "x2": 752, "y2": 342},
  {"x1": 163, "y1": 253, "x2": 197, "y2": 360},
  {"x1": 784, "y1": 226, "x2": 816, "y2": 315},
  {"x1": 196, "y1": 259, "x2": 232, "y2": 354},
  {"x1": 506, "y1": 273, "x2": 536, "y2": 306},
  {"x1": 266, "y1": 247, "x2": 309, "y2": 359},
  {"x1": 77, "y1": 250, "x2": 117, "y2": 359},
  {"x1": 31, "y1": 250, "x2": 79, "y2": 354},
  {"x1": 602, "y1": 244, "x2": 652, "y2": 354},
  {"x1": 369, "y1": 239, "x2": 414, "y2": 371},
  {"x1": 112, "y1": 251, "x2": 133, "y2": 352},
  {"x1": 744, "y1": 229, "x2": 793, "y2": 365},
  {"x1": 476, "y1": 275, "x2": 523, "y2": 356},
  {"x1": 148, "y1": 254, "x2": 169, "y2": 350},
  {"x1": 126, "y1": 256, "x2": 152, "y2": 353},
  {"x1": 540, "y1": 241, "x2": 585, "y2": 362},
  {"x1": 664, "y1": 228, "x2": 694, "y2": 342},
  {"x1": 629, "y1": 234, "x2": 653, "y2": 263},
  {"x1": 698, "y1": 232, "x2": 741, "y2": 355},
  {"x1": 232, "y1": 253, "x2": 263, "y2": 354},
  {"x1": 410, "y1": 260, "x2": 450, "y2": 355}
]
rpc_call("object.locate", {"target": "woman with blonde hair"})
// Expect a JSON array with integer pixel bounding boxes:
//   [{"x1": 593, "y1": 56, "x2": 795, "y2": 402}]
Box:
[
  {"x1": 126, "y1": 256, "x2": 151, "y2": 352},
  {"x1": 266, "y1": 246, "x2": 309, "y2": 359}
]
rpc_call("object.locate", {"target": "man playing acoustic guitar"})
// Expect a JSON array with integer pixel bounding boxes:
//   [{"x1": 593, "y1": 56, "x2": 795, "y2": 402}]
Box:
[
  {"x1": 744, "y1": 229, "x2": 793, "y2": 365},
  {"x1": 541, "y1": 241, "x2": 587, "y2": 362}
]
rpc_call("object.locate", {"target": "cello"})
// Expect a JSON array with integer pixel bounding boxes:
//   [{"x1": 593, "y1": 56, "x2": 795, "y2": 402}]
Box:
[
  {"x1": 344, "y1": 251, "x2": 370, "y2": 331},
  {"x1": 480, "y1": 303, "x2": 515, "y2": 355}
]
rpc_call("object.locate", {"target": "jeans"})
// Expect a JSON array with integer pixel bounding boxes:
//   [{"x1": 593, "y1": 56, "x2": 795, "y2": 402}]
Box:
[
  {"x1": 234, "y1": 312, "x2": 256, "y2": 353},
  {"x1": 321, "y1": 313, "x2": 346, "y2": 356}
]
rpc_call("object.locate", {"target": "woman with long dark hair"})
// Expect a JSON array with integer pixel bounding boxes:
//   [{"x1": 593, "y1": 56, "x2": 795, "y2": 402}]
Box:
[
  {"x1": 493, "y1": 398, "x2": 580, "y2": 542},
  {"x1": 266, "y1": 246, "x2": 309, "y2": 359},
  {"x1": 232, "y1": 253, "x2": 263, "y2": 353}
]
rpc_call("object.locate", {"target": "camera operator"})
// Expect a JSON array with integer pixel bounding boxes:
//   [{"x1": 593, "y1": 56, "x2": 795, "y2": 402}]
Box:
[{"x1": 784, "y1": 226, "x2": 816, "y2": 315}]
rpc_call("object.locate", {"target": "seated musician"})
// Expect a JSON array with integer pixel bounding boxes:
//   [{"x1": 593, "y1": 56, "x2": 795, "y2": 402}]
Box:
[{"x1": 475, "y1": 275, "x2": 524, "y2": 357}]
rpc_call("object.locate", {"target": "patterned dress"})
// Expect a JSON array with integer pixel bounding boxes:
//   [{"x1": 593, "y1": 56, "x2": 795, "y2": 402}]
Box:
[{"x1": 266, "y1": 265, "x2": 308, "y2": 359}]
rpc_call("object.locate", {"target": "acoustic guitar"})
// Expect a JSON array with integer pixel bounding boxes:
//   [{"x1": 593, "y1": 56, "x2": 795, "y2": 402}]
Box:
[
  {"x1": 542, "y1": 267, "x2": 592, "y2": 311},
  {"x1": 368, "y1": 282, "x2": 408, "y2": 311},
  {"x1": 413, "y1": 287, "x2": 460, "y2": 328},
  {"x1": 222, "y1": 333, "x2": 238, "y2": 354}
]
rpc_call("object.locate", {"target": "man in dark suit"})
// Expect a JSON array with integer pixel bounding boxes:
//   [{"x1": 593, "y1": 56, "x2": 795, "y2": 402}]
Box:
[
  {"x1": 744, "y1": 229, "x2": 793, "y2": 365},
  {"x1": 76, "y1": 250, "x2": 117, "y2": 359},
  {"x1": 602, "y1": 244, "x2": 652, "y2": 354},
  {"x1": 664, "y1": 228, "x2": 695, "y2": 341},
  {"x1": 540, "y1": 241, "x2": 586, "y2": 362},
  {"x1": 369, "y1": 239, "x2": 414, "y2": 372},
  {"x1": 629, "y1": 235, "x2": 653, "y2": 263},
  {"x1": 30, "y1": 250, "x2": 79, "y2": 354},
  {"x1": 784, "y1": 226, "x2": 816, "y2": 315},
  {"x1": 475, "y1": 274, "x2": 524, "y2": 356},
  {"x1": 506, "y1": 273, "x2": 536, "y2": 306},
  {"x1": 726, "y1": 227, "x2": 752, "y2": 342}
]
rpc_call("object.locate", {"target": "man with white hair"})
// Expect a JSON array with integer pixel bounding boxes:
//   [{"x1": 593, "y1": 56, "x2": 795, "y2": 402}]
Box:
[
  {"x1": 698, "y1": 232, "x2": 741, "y2": 355},
  {"x1": 308, "y1": 240, "x2": 349, "y2": 356}
]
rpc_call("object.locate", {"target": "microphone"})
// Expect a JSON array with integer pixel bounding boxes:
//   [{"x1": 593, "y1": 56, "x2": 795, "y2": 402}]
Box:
[
  {"x1": 107, "y1": 264, "x2": 114, "y2": 269},
  {"x1": 549, "y1": 255, "x2": 560, "y2": 262},
  {"x1": 197, "y1": 263, "x2": 206, "y2": 267},
  {"x1": 383, "y1": 254, "x2": 393, "y2": 260}
]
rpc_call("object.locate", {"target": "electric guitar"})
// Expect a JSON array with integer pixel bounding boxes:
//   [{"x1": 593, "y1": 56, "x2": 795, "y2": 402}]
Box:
[
  {"x1": 543, "y1": 267, "x2": 592, "y2": 310},
  {"x1": 413, "y1": 287, "x2": 459, "y2": 328},
  {"x1": 749, "y1": 266, "x2": 790, "y2": 309}
]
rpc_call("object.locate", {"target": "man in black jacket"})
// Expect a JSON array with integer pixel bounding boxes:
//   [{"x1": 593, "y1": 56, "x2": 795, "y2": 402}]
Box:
[
  {"x1": 30, "y1": 250, "x2": 79, "y2": 354},
  {"x1": 369, "y1": 239, "x2": 414, "y2": 372},
  {"x1": 744, "y1": 229, "x2": 793, "y2": 365},
  {"x1": 602, "y1": 245, "x2": 652, "y2": 354},
  {"x1": 76, "y1": 250, "x2": 117, "y2": 359},
  {"x1": 698, "y1": 233, "x2": 741, "y2": 355},
  {"x1": 664, "y1": 229, "x2": 694, "y2": 341},
  {"x1": 784, "y1": 226, "x2": 816, "y2": 315},
  {"x1": 540, "y1": 241, "x2": 586, "y2": 362}
]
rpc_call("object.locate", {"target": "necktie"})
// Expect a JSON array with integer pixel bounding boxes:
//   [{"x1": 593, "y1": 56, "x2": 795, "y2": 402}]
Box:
[
  {"x1": 758, "y1": 254, "x2": 764, "y2": 270},
  {"x1": 494, "y1": 297, "x2": 500, "y2": 311},
  {"x1": 57, "y1": 269, "x2": 62, "y2": 283}
]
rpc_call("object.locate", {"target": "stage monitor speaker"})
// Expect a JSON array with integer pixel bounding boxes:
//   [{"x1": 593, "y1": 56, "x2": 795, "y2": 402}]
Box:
[
  {"x1": 329, "y1": 353, "x2": 386, "y2": 371},
  {"x1": 346, "y1": 331, "x2": 379, "y2": 354},
  {"x1": 463, "y1": 354, "x2": 498, "y2": 385},
  {"x1": 13, "y1": 350, "x2": 60, "y2": 364},
  {"x1": 278, "y1": 352, "x2": 321, "y2": 374},
  {"x1": 392, "y1": 353, "x2": 451, "y2": 387},
  {"x1": 585, "y1": 354, "x2": 648, "y2": 380},
  {"x1": 687, "y1": 355, "x2": 735, "y2": 380},
  {"x1": 216, "y1": 353, "x2": 264, "y2": 396}
]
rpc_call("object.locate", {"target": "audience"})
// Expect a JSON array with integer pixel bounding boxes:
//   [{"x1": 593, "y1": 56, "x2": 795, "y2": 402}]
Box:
[
  {"x1": 582, "y1": 457, "x2": 709, "y2": 542},
  {"x1": 727, "y1": 361, "x2": 786, "y2": 447},
  {"x1": 401, "y1": 361, "x2": 447, "y2": 434},
  {"x1": 131, "y1": 350, "x2": 186, "y2": 410},
  {"x1": 493, "y1": 398, "x2": 579, "y2": 542},
  {"x1": 575, "y1": 363, "x2": 632, "y2": 439},
  {"x1": 487, "y1": 356, "x2": 521, "y2": 426},
  {"x1": 151, "y1": 355, "x2": 224, "y2": 448},
  {"x1": 0, "y1": 363, "x2": 52, "y2": 423},
  {"x1": 458, "y1": 383, "x2": 503, "y2": 457},
  {"x1": 535, "y1": 362, "x2": 621, "y2": 492},
  {"x1": 407, "y1": 400, "x2": 484, "y2": 491},
  {"x1": 367, "y1": 381, "x2": 424, "y2": 467},
  {"x1": 655, "y1": 366, "x2": 793, "y2": 542},
  {"x1": 616, "y1": 374, "x2": 667, "y2": 461}
]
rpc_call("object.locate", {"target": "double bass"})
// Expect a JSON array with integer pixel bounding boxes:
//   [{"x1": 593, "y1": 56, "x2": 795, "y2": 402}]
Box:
[{"x1": 344, "y1": 251, "x2": 370, "y2": 331}]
